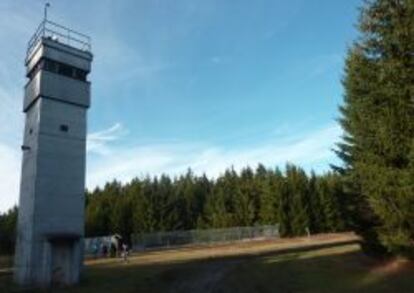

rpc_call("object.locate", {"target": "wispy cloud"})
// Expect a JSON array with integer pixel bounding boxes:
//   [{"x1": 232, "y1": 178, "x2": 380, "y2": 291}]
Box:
[
  {"x1": 210, "y1": 56, "x2": 223, "y2": 64},
  {"x1": 86, "y1": 124, "x2": 341, "y2": 189},
  {"x1": 209, "y1": 56, "x2": 232, "y2": 65},
  {"x1": 87, "y1": 123, "x2": 128, "y2": 155}
]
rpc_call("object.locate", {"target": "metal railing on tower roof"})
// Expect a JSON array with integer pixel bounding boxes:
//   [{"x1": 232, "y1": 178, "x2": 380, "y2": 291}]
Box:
[{"x1": 27, "y1": 20, "x2": 92, "y2": 58}]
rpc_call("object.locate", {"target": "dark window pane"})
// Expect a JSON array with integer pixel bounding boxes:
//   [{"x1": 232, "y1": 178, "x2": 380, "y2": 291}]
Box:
[
  {"x1": 74, "y1": 69, "x2": 87, "y2": 81},
  {"x1": 44, "y1": 59, "x2": 58, "y2": 73},
  {"x1": 58, "y1": 63, "x2": 74, "y2": 77},
  {"x1": 60, "y1": 124, "x2": 69, "y2": 132},
  {"x1": 37, "y1": 58, "x2": 87, "y2": 81}
]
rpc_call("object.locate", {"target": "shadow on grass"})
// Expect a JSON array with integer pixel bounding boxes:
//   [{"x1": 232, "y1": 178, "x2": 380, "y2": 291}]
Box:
[
  {"x1": 217, "y1": 246, "x2": 414, "y2": 293},
  {"x1": 2, "y1": 240, "x2": 414, "y2": 293}
]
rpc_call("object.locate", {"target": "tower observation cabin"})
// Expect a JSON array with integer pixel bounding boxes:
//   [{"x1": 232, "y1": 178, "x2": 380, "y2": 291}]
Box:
[{"x1": 14, "y1": 17, "x2": 93, "y2": 287}]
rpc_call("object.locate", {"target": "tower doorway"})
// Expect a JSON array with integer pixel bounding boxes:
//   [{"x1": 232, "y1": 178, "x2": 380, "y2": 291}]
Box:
[{"x1": 50, "y1": 239, "x2": 75, "y2": 286}]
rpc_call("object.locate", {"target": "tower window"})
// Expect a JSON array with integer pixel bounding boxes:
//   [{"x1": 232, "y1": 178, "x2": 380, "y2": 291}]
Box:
[
  {"x1": 74, "y1": 69, "x2": 87, "y2": 81},
  {"x1": 36, "y1": 58, "x2": 88, "y2": 81},
  {"x1": 58, "y1": 63, "x2": 74, "y2": 77},
  {"x1": 44, "y1": 59, "x2": 58, "y2": 73},
  {"x1": 60, "y1": 124, "x2": 69, "y2": 132}
]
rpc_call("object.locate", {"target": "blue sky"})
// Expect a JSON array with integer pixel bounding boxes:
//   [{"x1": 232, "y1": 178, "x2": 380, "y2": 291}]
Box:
[{"x1": 0, "y1": 0, "x2": 360, "y2": 212}]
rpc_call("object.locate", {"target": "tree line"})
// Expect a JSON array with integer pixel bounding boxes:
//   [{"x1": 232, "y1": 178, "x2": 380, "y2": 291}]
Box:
[
  {"x1": 85, "y1": 164, "x2": 348, "y2": 242},
  {"x1": 0, "y1": 164, "x2": 348, "y2": 255}
]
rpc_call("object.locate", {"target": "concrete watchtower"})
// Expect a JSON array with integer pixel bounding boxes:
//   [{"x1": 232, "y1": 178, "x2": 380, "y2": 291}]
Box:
[{"x1": 14, "y1": 12, "x2": 93, "y2": 287}]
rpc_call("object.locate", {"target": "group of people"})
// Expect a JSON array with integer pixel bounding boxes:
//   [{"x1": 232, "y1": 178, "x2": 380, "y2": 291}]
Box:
[{"x1": 91, "y1": 235, "x2": 130, "y2": 262}]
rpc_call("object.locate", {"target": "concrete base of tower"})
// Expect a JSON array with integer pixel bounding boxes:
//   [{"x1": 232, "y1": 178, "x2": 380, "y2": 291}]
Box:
[{"x1": 14, "y1": 234, "x2": 83, "y2": 287}]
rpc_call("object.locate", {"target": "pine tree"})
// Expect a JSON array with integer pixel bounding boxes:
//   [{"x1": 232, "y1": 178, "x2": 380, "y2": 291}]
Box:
[
  {"x1": 203, "y1": 179, "x2": 233, "y2": 228},
  {"x1": 317, "y1": 174, "x2": 345, "y2": 233},
  {"x1": 157, "y1": 175, "x2": 178, "y2": 231},
  {"x1": 286, "y1": 165, "x2": 310, "y2": 236},
  {"x1": 133, "y1": 177, "x2": 157, "y2": 233},
  {"x1": 308, "y1": 172, "x2": 324, "y2": 234},
  {"x1": 111, "y1": 190, "x2": 134, "y2": 243},
  {"x1": 195, "y1": 174, "x2": 212, "y2": 228},
  {"x1": 85, "y1": 187, "x2": 112, "y2": 236},
  {"x1": 235, "y1": 167, "x2": 256, "y2": 226},
  {"x1": 336, "y1": 0, "x2": 414, "y2": 256},
  {"x1": 257, "y1": 167, "x2": 283, "y2": 225}
]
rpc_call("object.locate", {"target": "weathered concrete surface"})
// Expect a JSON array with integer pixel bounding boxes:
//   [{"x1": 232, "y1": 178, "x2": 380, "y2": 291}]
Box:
[{"x1": 14, "y1": 36, "x2": 92, "y2": 287}]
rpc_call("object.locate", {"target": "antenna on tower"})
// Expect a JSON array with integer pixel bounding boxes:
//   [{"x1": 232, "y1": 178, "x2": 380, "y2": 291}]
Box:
[{"x1": 44, "y1": 2, "x2": 51, "y2": 22}]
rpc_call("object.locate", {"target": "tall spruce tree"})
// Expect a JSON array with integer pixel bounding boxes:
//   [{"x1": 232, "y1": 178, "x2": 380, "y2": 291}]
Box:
[
  {"x1": 285, "y1": 164, "x2": 310, "y2": 236},
  {"x1": 317, "y1": 174, "x2": 345, "y2": 233},
  {"x1": 259, "y1": 167, "x2": 282, "y2": 225},
  {"x1": 203, "y1": 177, "x2": 233, "y2": 228},
  {"x1": 308, "y1": 172, "x2": 323, "y2": 234},
  {"x1": 278, "y1": 172, "x2": 291, "y2": 236},
  {"x1": 236, "y1": 167, "x2": 256, "y2": 226},
  {"x1": 336, "y1": 0, "x2": 414, "y2": 255}
]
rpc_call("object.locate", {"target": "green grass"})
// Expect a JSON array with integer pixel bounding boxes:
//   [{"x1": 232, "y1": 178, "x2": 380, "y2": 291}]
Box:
[
  {"x1": 217, "y1": 245, "x2": 414, "y2": 293},
  {"x1": 1, "y1": 243, "x2": 414, "y2": 293},
  {"x1": 0, "y1": 255, "x2": 12, "y2": 270}
]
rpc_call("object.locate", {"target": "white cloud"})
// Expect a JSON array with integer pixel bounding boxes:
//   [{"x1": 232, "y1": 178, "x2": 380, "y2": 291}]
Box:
[
  {"x1": 87, "y1": 123, "x2": 127, "y2": 155},
  {"x1": 86, "y1": 124, "x2": 342, "y2": 190},
  {"x1": 0, "y1": 143, "x2": 21, "y2": 212}
]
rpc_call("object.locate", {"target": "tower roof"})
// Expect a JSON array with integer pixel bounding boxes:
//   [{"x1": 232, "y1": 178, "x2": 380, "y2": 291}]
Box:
[{"x1": 27, "y1": 20, "x2": 91, "y2": 60}]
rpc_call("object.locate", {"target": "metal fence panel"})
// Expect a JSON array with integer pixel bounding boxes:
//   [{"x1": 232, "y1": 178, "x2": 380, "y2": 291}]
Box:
[
  {"x1": 131, "y1": 225, "x2": 279, "y2": 251},
  {"x1": 84, "y1": 225, "x2": 279, "y2": 255}
]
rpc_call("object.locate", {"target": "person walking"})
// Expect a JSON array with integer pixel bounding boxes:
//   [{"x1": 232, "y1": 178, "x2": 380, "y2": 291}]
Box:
[{"x1": 122, "y1": 243, "x2": 129, "y2": 263}]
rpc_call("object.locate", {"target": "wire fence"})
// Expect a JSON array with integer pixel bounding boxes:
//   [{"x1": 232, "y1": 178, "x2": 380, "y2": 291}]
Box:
[
  {"x1": 84, "y1": 225, "x2": 279, "y2": 255},
  {"x1": 131, "y1": 225, "x2": 280, "y2": 251}
]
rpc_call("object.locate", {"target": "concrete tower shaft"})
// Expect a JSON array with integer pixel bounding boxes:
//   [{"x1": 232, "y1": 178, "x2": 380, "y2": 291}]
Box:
[{"x1": 14, "y1": 20, "x2": 93, "y2": 287}]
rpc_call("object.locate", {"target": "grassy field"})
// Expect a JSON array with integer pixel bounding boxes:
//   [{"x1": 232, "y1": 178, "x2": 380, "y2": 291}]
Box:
[
  {"x1": 1, "y1": 233, "x2": 414, "y2": 292},
  {"x1": 0, "y1": 255, "x2": 13, "y2": 271}
]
